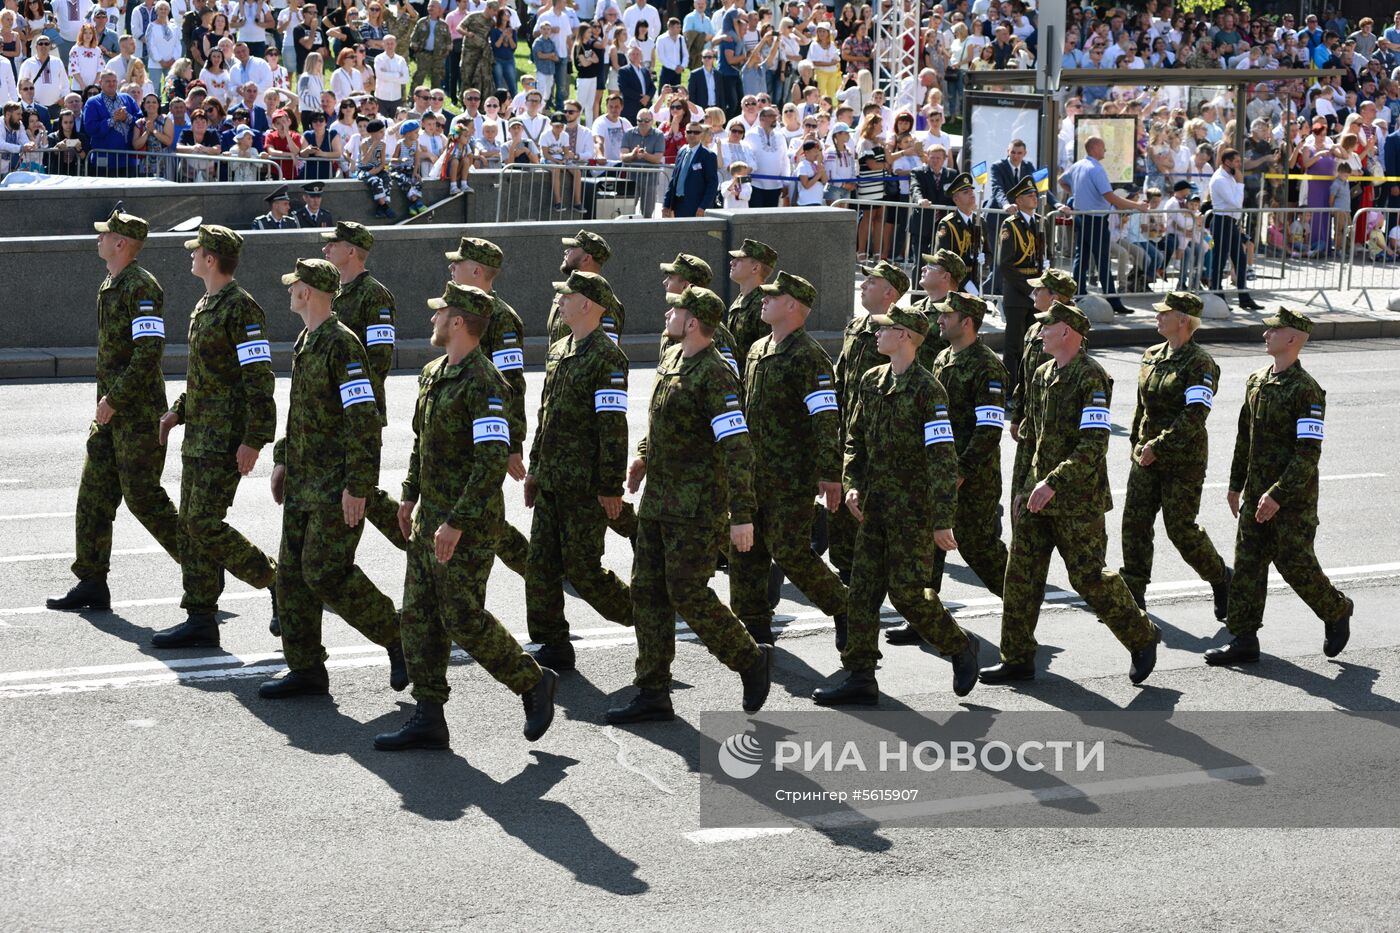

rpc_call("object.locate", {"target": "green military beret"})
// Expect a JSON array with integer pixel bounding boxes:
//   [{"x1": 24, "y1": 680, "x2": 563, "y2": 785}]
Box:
[
  {"x1": 321, "y1": 220, "x2": 374, "y2": 251},
  {"x1": 427, "y1": 281, "x2": 494, "y2": 318},
  {"x1": 1153, "y1": 290, "x2": 1203, "y2": 318},
  {"x1": 920, "y1": 247, "x2": 966, "y2": 283},
  {"x1": 1007, "y1": 175, "x2": 1039, "y2": 200},
  {"x1": 935, "y1": 291, "x2": 989, "y2": 324},
  {"x1": 659, "y1": 252, "x2": 714, "y2": 287},
  {"x1": 1027, "y1": 267, "x2": 1077, "y2": 299},
  {"x1": 553, "y1": 269, "x2": 619, "y2": 313},
  {"x1": 561, "y1": 229, "x2": 611, "y2": 264},
  {"x1": 184, "y1": 224, "x2": 244, "y2": 257},
  {"x1": 667, "y1": 285, "x2": 726, "y2": 327},
  {"x1": 757, "y1": 269, "x2": 818, "y2": 307},
  {"x1": 94, "y1": 208, "x2": 149, "y2": 241},
  {"x1": 280, "y1": 257, "x2": 341, "y2": 294},
  {"x1": 1036, "y1": 299, "x2": 1091, "y2": 337},
  {"x1": 947, "y1": 172, "x2": 974, "y2": 195},
  {"x1": 1262, "y1": 305, "x2": 1314, "y2": 334},
  {"x1": 869, "y1": 305, "x2": 930, "y2": 337},
  {"x1": 860, "y1": 259, "x2": 910, "y2": 296},
  {"x1": 727, "y1": 237, "x2": 779, "y2": 267},
  {"x1": 445, "y1": 235, "x2": 504, "y2": 268}
]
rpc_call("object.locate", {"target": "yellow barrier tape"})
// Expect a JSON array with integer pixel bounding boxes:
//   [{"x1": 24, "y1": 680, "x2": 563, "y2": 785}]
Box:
[{"x1": 1263, "y1": 172, "x2": 1400, "y2": 182}]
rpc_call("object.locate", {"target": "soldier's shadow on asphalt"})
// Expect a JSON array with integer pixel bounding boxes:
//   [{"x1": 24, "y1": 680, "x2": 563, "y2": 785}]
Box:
[
  {"x1": 1231, "y1": 656, "x2": 1397, "y2": 712},
  {"x1": 81, "y1": 608, "x2": 240, "y2": 661}
]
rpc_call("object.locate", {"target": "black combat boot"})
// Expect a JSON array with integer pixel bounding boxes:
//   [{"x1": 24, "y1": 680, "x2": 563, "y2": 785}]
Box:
[
  {"x1": 268, "y1": 586, "x2": 281, "y2": 637},
  {"x1": 387, "y1": 642, "x2": 409, "y2": 691},
  {"x1": 1204, "y1": 633, "x2": 1261, "y2": 666},
  {"x1": 605, "y1": 688, "x2": 675, "y2": 724},
  {"x1": 740, "y1": 644, "x2": 774, "y2": 713},
  {"x1": 46, "y1": 578, "x2": 111, "y2": 612},
  {"x1": 522, "y1": 668, "x2": 559, "y2": 741},
  {"x1": 978, "y1": 660, "x2": 1036, "y2": 684},
  {"x1": 1212, "y1": 568, "x2": 1232, "y2": 622},
  {"x1": 744, "y1": 620, "x2": 775, "y2": 646},
  {"x1": 531, "y1": 641, "x2": 576, "y2": 672},
  {"x1": 258, "y1": 663, "x2": 330, "y2": 698},
  {"x1": 951, "y1": 631, "x2": 981, "y2": 697},
  {"x1": 374, "y1": 701, "x2": 450, "y2": 751},
  {"x1": 885, "y1": 623, "x2": 923, "y2": 646},
  {"x1": 1129, "y1": 624, "x2": 1162, "y2": 685},
  {"x1": 151, "y1": 613, "x2": 219, "y2": 649},
  {"x1": 1323, "y1": 602, "x2": 1353, "y2": 658},
  {"x1": 812, "y1": 670, "x2": 878, "y2": 706}
]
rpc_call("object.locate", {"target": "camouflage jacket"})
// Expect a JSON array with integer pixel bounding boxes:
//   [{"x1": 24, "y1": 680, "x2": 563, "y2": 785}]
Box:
[
  {"x1": 1229, "y1": 361, "x2": 1326, "y2": 523},
  {"x1": 385, "y1": 7, "x2": 417, "y2": 46},
  {"x1": 461, "y1": 10, "x2": 492, "y2": 46},
  {"x1": 333, "y1": 270, "x2": 397, "y2": 414},
  {"x1": 529, "y1": 326, "x2": 630, "y2": 497},
  {"x1": 844, "y1": 362, "x2": 957, "y2": 529},
  {"x1": 171, "y1": 279, "x2": 276, "y2": 457},
  {"x1": 402, "y1": 348, "x2": 511, "y2": 537},
  {"x1": 929, "y1": 338, "x2": 1008, "y2": 491},
  {"x1": 483, "y1": 293, "x2": 527, "y2": 456},
  {"x1": 1012, "y1": 351, "x2": 1114, "y2": 517},
  {"x1": 833, "y1": 313, "x2": 882, "y2": 432},
  {"x1": 909, "y1": 295, "x2": 950, "y2": 369},
  {"x1": 742, "y1": 327, "x2": 841, "y2": 496},
  {"x1": 638, "y1": 342, "x2": 755, "y2": 527},
  {"x1": 725, "y1": 287, "x2": 770, "y2": 364},
  {"x1": 660, "y1": 321, "x2": 742, "y2": 382},
  {"x1": 96, "y1": 261, "x2": 167, "y2": 423},
  {"x1": 1009, "y1": 319, "x2": 1047, "y2": 425},
  {"x1": 272, "y1": 315, "x2": 382, "y2": 508},
  {"x1": 1130, "y1": 339, "x2": 1220, "y2": 477},
  {"x1": 547, "y1": 292, "x2": 624, "y2": 346}
]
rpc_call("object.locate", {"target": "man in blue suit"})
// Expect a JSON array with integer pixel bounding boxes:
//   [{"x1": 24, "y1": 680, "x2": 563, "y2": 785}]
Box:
[
  {"x1": 617, "y1": 46, "x2": 656, "y2": 122},
  {"x1": 1383, "y1": 120, "x2": 1400, "y2": 222},
  {"x1": 663, "y1": 123, "x2": 719, "y2": 217},
  {"x1": 686, "y1": 50, "x2": 720, "y2": 109}
]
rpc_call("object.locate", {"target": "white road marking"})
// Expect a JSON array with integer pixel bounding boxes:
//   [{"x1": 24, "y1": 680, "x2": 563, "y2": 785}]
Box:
[
  {"x1": 602, "y1": 726, "x2": 675, "y2": 795},
  {"x1": 126, "y1": 719, "x2": 157, "y2": 728},
  {"x1": 1111, "y1": 472, "x2": 1385, "y2": 498},
  {"x1": 0, "y1": 546, "x2": 164, "y2": 565},
  {"x1": 686, "y1": 827, "x2": 795, "y2": 844},
  {"x1": 0, "y1": 512, "x2": 76, "y2": 521}
]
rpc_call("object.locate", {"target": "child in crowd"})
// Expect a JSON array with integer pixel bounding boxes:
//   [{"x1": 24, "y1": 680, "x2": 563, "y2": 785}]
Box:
[
  {"x1": 723, "y1": 160, "x2": 752, "y2": 209},
  {"x1": 228, "y1": 127, "x2": 263, "y2": 180},
  {"x1": 1329, "y1": 162, "x2": 1352, "y2": 256},
  {"x1": 505, "y1": 118, "x2": 540, "y2": 164},
  {"x1": 389, "y1": 119, "x2": 428, "y2": 216},
  {"x1": 356, "y1": 118, "x2": 395, "y2": 219},
  {"x1": 473, "y1": 120, "x2": 505, "y2": 169},
  {"x1": 445, "y1": 122, "x2": 474, "y2": 195}
]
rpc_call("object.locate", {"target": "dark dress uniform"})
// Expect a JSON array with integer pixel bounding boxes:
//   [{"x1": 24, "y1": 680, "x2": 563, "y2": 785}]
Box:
[
  {"x1": 294, "y1": 204, "x2": 334, "y2": 228},
  {"x1": 996, "y1": 177, "x2": 1046, "y2": 390},
  {"x1": 935, "y1": 208, "x2": 983, "y2": 293},
  {"x1": 252, "y1": 210, "x2": 301, "y2": 230}
]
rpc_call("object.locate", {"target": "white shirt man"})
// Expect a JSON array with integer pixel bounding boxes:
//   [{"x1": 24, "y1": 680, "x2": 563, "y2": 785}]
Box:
[
  {"x1": 55, "y1": 0, "x2": 94, "y2": 45},
  {"x1": 130, "y1": 0, "x2": 160, "y2": 58},
  {"x1": 656, "y1": 25, "x2": 688, "y2": 74},
  {"x1": 591, "y1": 106, "x2": 632, "y2": 162},
  {"x1": 622, "y1": 0, "x2": 661, "y2": 42},
  {"x1": 1207, "y1": 161, "x2": 1245, "y2": 220},
  {"x1": 19, "y1": 49, "x2": 68, "y2": 107},
  {"x1": 144, "y1": 5, "x2": 182, "y2": 74},
  {"x1": 535, "y1": 1, "x2": 576, "y2": 58},
  {"x1": 236, "y1": 0, "x2": 271, "y2": 45},
  {"x1": 373, "y1": 37, "x2": 411, "y2": 107},
  {"x1": 745, "y1": 109, "x2": 788, "y2": 193},
  {"x1": 230, "y1": 47, "x2": 274, "y2": 92}
]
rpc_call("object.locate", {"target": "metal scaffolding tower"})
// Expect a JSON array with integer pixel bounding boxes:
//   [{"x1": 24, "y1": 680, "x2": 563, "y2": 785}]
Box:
[{"x1": 873, "y1": 0, "x2": 923, "y2": 114}]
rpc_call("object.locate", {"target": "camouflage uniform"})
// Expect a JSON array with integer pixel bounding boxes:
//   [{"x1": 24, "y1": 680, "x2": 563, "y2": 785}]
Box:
[
  {"x1": 546, "y1": 231, "x2": 621, "y2": 344},
  {"x1": 458, "y1": 10, "x2": 494, "y2": 101},
  {"x1": 723, "y1": 235, "x2": 779, "y2": 360},
  {"x1": 172, "y1": 226, "x2": 278, "y2": 615},
  {"x1": 730, "y1": 272, "x2": 848, "y2": 636},
  {"x1": 657, "y1": 253, "x2": 743, "y2": 379},
  {"x1": 632, "y1": 287, "x2": 764, "y2": 692},
  {"x1": 525, "y1": 273, "x2": 634, "y2": 645},
  {"x1": 998, "y1": 302, "x2": 1157, "y2": 666},
  {"x1": 409, "y1": 15, "x2": 450, "y2": 90},
  {"x1": 1010, "y1": 269, "x2": 1076, "y2": 498},
  {"x1": 384, "y1": 3, "x2": 419, "y2": 50},
  {"x1": 401, "y1": 283, "x2": 544, "y2": 705}
]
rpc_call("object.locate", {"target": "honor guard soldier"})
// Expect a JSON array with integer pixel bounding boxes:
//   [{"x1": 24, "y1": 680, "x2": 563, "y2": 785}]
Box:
[
  {"x1": 523, "y1": 271, "x2": 635, "y2": 673},
  {"x1": 252, "y1": 184, "x2": 302, "y2": 230},
  {"x1": 1009, "y1": 268, "x2": 1077, "y2": 442},
  {"x1": 1119, "y1": 292, "x2": 1232, "y2": 618},
  {"x1": 996, "y1": 174, "x2": 1046, "y2": 390},
  {"x1": 812, "y1": 305, "x2": 981, "y2": 705},
  {"x1": 724, "y1": 238, "x2": 778, "y2": 362},
  {"x1": 47, "y1": 210, "x2": 181, "y2": 613},
  {"x1": 153, "y1": 225, "x2": 279, "y2": 648},
  {"x1": 295, "y1": 181, "x2": 333, "y2": 228},
  {"x1": 547, "y1": 230, "x2": 623, "y2": 344},
  {"x1": 258, "y1": 259, "x2": 408, "y2": 699},
  {"x1": 980, "y1": 301, "x2": 1161, "y2": 686},
  {"x1": 1205, "y1": 307, "x2": 1354, "y2": 666},
  {"x1": 606, "y1": 286, "x2": 773, "y2": 724},
  {"x1": 935, "y1": 172, "x2": 983, "y2": 294},
  {"x1": 375, "y1": 282, "x2": 558, "y2": 751},
  {"x1": 659, "y1": 252, "x2": 743, "y2": 378}
]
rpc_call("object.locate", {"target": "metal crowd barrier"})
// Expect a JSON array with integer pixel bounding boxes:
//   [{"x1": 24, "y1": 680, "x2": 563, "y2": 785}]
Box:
[
  {"x1": 494, "y1": 162, "x2": 666, "y2": 223},
  {"x1": 55, "y1": 148, "x2": 285, "y2": 182},
  {"x1": 1344, "y1": 206, "x2": 1400, "y2": 309}
]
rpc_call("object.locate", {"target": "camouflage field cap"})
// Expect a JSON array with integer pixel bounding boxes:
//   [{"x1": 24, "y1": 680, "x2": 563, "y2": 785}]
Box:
[
  {"x1": 445, "y1": 236, "x2": 504, "y2": 268},
  {"x1": 184, "y1": 224, "x2": 244, "y2": 257},
  {"x1": 553, "y1": 270, "x2": 619, "y2": 312},
  {"x1": 861, "y1": 259, "x2": 910, "y2": 296},
  {"x1": 659, "y1": 252, "x2": 714, "y2": 287},
  {"x1": 757, "y1": 270, "x2": 818, "y2": 307},
  {"x1": 727, "y1": 237, "x2": 779, "y2": 267},
  {"x1": 947, "y1": 172, "x2": 974, "y2": 195},
  {"x1": 1262, "y1": 306, "x2": 1314, "y2": 334},
  {"x1": 920, "y1": 247, "x2": 966, "y2": 283},
  {"x1": 869, "y1": 305, "x2": 930, "y2": 337},
  {"x1": 94, "y1": 209, "x2": 149, "y2": 241},
  {"x1": 1008, "y1": 175, "x2": 1039, "y2": 200},
  {"x1": 1027, "y1": 267, "x2": 1077, "y2": 299},
  {"x1": 321, "y1": 220, "x2": 374, "y2": 251},
  {"x1": 427, "y1": 281, "x2": 494, "y2": 318},
  {"x1": 935, "y1": 291, "x2": 990, "y2": 324},
  {"x1": 1036, "y1": 300, "x2": 1091, "y2": 336},
  {"x1": 280, "y1": 258, "x2": 341, "y2": 294},
  {"x1": 667, "y1": 285, "x2": 726, "y2": 327},
  {"x1": 561, "y1": 229, "x2": 612, "y2": 264},
  {"x1": 1152, "y1": 291, "x2": 1203, "y2": 317}
]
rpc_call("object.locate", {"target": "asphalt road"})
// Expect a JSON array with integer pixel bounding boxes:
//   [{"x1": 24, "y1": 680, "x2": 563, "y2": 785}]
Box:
[{"x1": 2, "y1": 336, "x2": 1398, "y2": 932}]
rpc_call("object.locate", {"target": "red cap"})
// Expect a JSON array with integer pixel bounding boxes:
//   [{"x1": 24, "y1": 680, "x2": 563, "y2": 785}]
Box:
[{"x1": 272, "y1": 108, "x2": 290, "y2": 121}]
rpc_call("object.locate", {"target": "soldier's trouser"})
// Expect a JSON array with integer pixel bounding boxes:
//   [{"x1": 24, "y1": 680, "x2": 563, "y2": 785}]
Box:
[
  {"x1": 631, "y1": 517, "x2": 762, "y2": 691},
  {"x1": 843, "y1": 499, "x2": 968, "y2": 672},
  {"x1": 415, "y1": 50, "x2": 446, "y2": 90},
  {"x1": 828, "y1": 499, "x2": 858, "y2": 575},
  {"x1": 609, "y1": 501, "x2": 638, "y2": 540},
  {"x1": 278, "y1": 505, "x2": 400, "y2": 671},
  {"x1": 72, "y1": 419, "x2": 180, "y2": 580},
  {"x1": 526, "y1": 488, "x2": 632, "y2": 644},
  {"x1": 730, "y1": 493, "x2": 847, "y2": 628},
  {"x1": 1226, "y1": 507, "x2": 1350, "y2": 637},
  {"x1": 936, "y1": 476, "x2": 1007, "y2": 597},
  {"x1": 998, "y1": 507, "x2": 1156, "y2": 665},
  {"x1": 365, "y1": 487, "x2": 407, "y2": 550},
  {"x1": 1119, "y1": 461, "x2": 1227, "y2": 598},
  {"x1": 179, "y1": 455, "x2": 276, "y2": 614},
  {"x1": 402, "y1": 534, "x2": 542, "y2": 705}
]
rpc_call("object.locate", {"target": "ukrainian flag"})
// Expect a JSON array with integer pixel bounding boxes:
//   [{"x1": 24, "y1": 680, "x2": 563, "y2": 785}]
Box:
[
  {"x1": 1033, "y1": 167, "x2": 1049, "y2": 193},
  {"x1": 973, "y1": 161, "x2": 988, "y2": 185}
]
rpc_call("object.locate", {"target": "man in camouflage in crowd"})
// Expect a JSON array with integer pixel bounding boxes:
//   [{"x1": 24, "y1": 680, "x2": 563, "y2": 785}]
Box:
[
  {"x1": 524, "y1": 271, "x2": 634, "y2": 673},
  {"x1": 934, "y1": 173, "x2": 983, "y2": 294},
  {"x1": 724, "y1": 238, "x2": 777, "y2": 362},
  {"x1": 980, "y1": 301, "x2": 1161, "y2": 686},
  {"x1": 409, "y1": 1, "x2": 449, "y2": 91},
  {"x1": 547, "y1": 230, "x2": 621, "y2": 344},
  {"x1": 258, "y1": 260, "x2": 407, "y2": 699},
  {"x1": 606, "y1": 285, "x2": 773, "y2": 724},
  {"x1": 1205, "y1": 307, "x2": 1354, "y2": 666},
  {"x1": 1119, "y1": 291, "x2": 1231, "y2": 618},
  {"x1": 1009, "y1": 268, "x2": 1077, "y2": 440},
  {"x1": 152, "y1": 225, "x2": 278, "y2": 649},
  {"x1": 48, "y1": 210, "x2": 181, "y2": 614},
  {"x1": 384, "y1": 0, "x2": 420, "y2": 51},
  {"x1": 730, "y1": 271, "x2": 848, "y2": 646},
  {"x1": 375, "y1": 282, "x2": 558, "y2": 751},
  {"x1": 886, "y1": 291, "x2": 1009, "y2": 645},
  {"x1": 658, "y1": 252, "x2": 743, "y2": 378},
  {"x1": 813, "y1": 306, "x2": 981, "y2": 705},
  {"x1": 458, "y1": 0, "x2": 496, "y2": 101}
]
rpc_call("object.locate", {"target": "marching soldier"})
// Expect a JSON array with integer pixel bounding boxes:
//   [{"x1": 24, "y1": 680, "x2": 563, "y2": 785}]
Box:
[
  {"x1": 252, "y1": 185, "x2": 302, "y2": 230},
  {"x1": 659, "y1": 252, "x2": 743, "y2": 378},
  {"x1": 258, "y1": 259, "x2": 407, "y2": 699},
  {"x1": 47, "y1": 210, "x2": 181, "y2": 613},
  {"x1": 523, "y1": 271, "x2": 634, "y2": 672},
  {"x1": 605, "y1": 286, "x2": 773, "y2": 724},
  {"x1": 997, "y1": 175, "x2": 1046, "y2": 390},
  {"x1": 980, "y1": 301, "x2": 1161, "y2": 686},
  {"x1": 730, "y1": 271, "x2": 848, "y2": 646},
  {"x1": 886, "y1": 291, "x2": 1009, "y2": 644},
  {"x1": 725, "y1": 238, "x2": 777, "y2": 362},
  {"x1": 812, "y1": 306, "x2": 981, "y2": 705},
  {"x1": 934, "y1": 172, "x2": 983, "y2": 294},
  {"x1": 547, "y1": 230, "x2": 622, "y2": 344},
  {"x1": 153, "y1": 225, "x2": 278, "y2": 648},
  {"x1": 1120, "y1": 291, "x2": 1231, "y2": 618},
  {"x1": 910, "y1": 248, "x2": 964, "y2": 332},
  {"x1": 375, "y1": 282, "x2": 557, "y2": 751},
  {"x1": 1009, "y1": 268, "x2": 1077, "y2": 441},
  {"x1": 295, "y1": 182, "x2": 334, "y2": 228},
  {"x1": 1205, "y1": 307, "x2": 1354, "y2": 666},
  {"x1": 458, "y1": 0, "x2": 496, "y2": 101}
]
